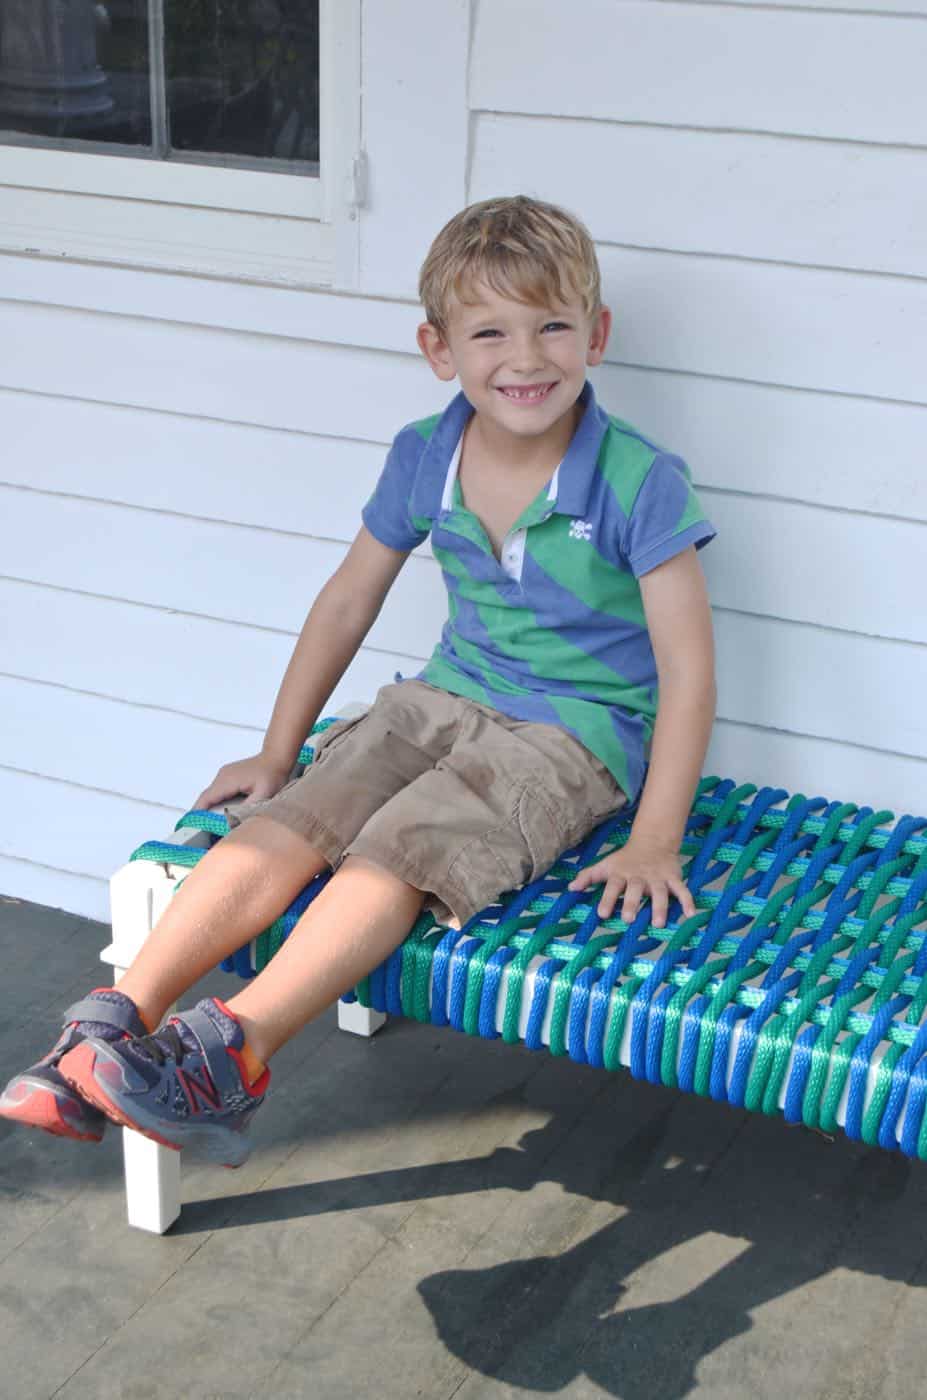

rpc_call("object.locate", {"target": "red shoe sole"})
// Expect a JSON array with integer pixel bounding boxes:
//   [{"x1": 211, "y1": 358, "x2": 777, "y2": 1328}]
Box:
[
  {"x1": 58, "y1": 1043, "x2": 181, "y2": 1154},
  {"x1": 0, "y1": 1081, "x2": 103, "y2": 1142}
]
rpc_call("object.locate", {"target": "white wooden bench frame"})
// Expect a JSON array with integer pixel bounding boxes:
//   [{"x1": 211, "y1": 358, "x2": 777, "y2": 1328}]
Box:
[
  {"x1": 103, "y1": 703, "x2": 385, "y2": 1234},
  {"x1": 104, "y1": 841, "x2": 387, "y2": 1233}
]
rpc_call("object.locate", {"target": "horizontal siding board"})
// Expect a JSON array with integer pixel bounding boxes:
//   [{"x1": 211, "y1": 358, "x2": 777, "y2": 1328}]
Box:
[
  {"x1": 701, "y1": 493, "x2": 927, "y2": 646},
  {"x1": 727, "y1": 2, "x2": 927, "y2": 16},
  {"x1": 4, "y1": 482, "x2": 925, "y2": 645},
  {"x1": 707, "y1": 723, "x2": 927, "y2": 820},
  {"x1": 0, "y1": 768, "x2": 179, "y2": 893},
  {"x1": 713, "y1": 612, "x2": 927, "y2": 761},
  {"x1": 472, "y1": 0, "x2": 927, "y2": 145},
  {"x1": 0, "y1": 489, "x2": 439, "y2": 658},
  {"x1": 473, "y1": 114, "x2": 927, "y2": 278},
  {"x1": 0, "y1": 856, "x2": 108, "y2": 923},
  {"x1": 597, "y1": 366, "x2": 927, "y2": 523},
  {"x1": 4, "y1": 373, "x2": 925, "y2": 527},
  {"x1": 596, "y1": 246, "x2": 927, "y2": 404},
  {"x1": 2, "y1": 391, "x2": 390, "y2": 542},
  {"x1": 1, "y1": 581, "x2": 417, "y2": 733},
  {"x1": 0, "y1": 302, "x2": 442, "y2": 444},
  {"x1": 0, "y1": 676, "x2": 258, "y2": 811},
  {"x1": 0, "y1": 255, "x2": 420, "y2": 351}
]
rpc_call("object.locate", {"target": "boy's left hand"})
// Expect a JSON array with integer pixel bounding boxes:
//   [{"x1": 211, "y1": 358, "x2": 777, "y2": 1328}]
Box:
[{"x1": 567, "y1": 837, "x2": 697, "y2": 929}]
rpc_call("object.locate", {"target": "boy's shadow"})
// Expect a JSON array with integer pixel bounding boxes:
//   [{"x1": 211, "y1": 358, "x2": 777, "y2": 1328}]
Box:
[
  {"x1": 417, "y1": 1093, "x2": 921, "y2": 1398},
  {"x1": 188, "y1": 1060, "x2": 926, "y2": 1399}
]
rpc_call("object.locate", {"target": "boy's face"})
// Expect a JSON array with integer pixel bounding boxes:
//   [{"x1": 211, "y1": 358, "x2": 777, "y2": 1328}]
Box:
[{"x1": 417, "y1": 280, "x2": 611, "y2": 446}]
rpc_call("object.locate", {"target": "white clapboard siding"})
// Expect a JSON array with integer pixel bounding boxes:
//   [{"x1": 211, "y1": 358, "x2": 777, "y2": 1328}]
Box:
[
  {"x1": 713, "y1": 613, "x2": 927, "y2": 762},
  {"x1": 2, "y1": 394, "x2": 391, "y2": 543},
  {"x1": 471, "y1": 1, "x2": 927, "y2": 145},
  {"x1": 5, "y1": 371, "x2": 927, "y2": 528},
  {"x1": 0, "y1": 857, "x2": 109, "y2": 923},
  {"x1": 707, "y1": 723, "x2": 927, "y2": 821},
  {"x1": 0, "y1": 677, "x2": 248, "y2": 812},
  {"x1": 2, "y1": 582, "x2": 422, "y2": 733},
  {"x1": 4, "y1": 483, "x2": 924, "y2": 648},
  {"x1": 0, "y1": 257, "x2": 419, "y2": 354},
  {"x1": 0, "y1": 301, "x2": 437, "y2": 445},
  {"x1": 0, "y1": 768, "x2": 181, "y2": 905},
  {"x1": 472, "y1": 114, "x2": 927, "y2": 278},
  {"x1": 598, "y1": 366, "x2": 927, "y2": 523},
  {"x1": 730, "y1": 2, "x2": 927, "y2": 15},
  {"x1": 596, "y1": 247, "x2": 927, "y2": 406}
]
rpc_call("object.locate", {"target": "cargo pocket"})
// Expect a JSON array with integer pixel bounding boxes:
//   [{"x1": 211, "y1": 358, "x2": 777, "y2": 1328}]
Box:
[
  {"x1": 518, "y1": 784, "x2": 572, "y2": 883},
  {"x1": 309, "y1": 711, "x2": 369, "y2": 768}
]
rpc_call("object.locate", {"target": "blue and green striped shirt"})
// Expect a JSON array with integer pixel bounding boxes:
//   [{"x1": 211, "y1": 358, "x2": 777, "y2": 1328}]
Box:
[{"x1": 362, "y1": 381, "x2": 715, "y2": 801}]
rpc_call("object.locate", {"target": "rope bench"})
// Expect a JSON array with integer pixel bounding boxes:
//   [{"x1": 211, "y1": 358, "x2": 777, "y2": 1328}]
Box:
[{"x1": 103, "y1": 709, "x2": 927, "y2": 1232}]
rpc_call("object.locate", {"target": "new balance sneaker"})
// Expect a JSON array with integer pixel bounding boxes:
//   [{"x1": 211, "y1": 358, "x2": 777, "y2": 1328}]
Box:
[
  {"x1": 58, "y1": 997, "x2": 270, "y2": 1168},
  {"x1": 0, "y1": 989, "x2": 149, "y2": 1142}
]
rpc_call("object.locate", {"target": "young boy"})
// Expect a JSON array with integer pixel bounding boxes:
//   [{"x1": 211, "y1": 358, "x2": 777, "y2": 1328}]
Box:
[{"x1": 0, "y1": 196, "x2": 716, "y2": 1167}]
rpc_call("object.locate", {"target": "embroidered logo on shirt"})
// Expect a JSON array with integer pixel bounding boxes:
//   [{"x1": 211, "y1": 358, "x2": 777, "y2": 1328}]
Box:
[{"x1": 568, "y1": 519, "x2": 592, "y2": 541}]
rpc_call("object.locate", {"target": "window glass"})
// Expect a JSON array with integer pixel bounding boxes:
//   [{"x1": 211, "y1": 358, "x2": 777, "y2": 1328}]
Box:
[
  {"x1": 166, "y1": 1, "x2": 319, "y2": 165},
  {"x1": 0, "y1": 0, "x2": 319, "y2": 167},
  {"x1": 0, "y1": 0, "x2": 151, "y2": 146}
]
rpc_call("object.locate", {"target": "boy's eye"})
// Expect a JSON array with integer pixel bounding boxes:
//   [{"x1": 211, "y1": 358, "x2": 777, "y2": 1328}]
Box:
[
  {"x1": 543, "y1": 321, "x2": 570, "y2": 332},
  {"x1": 472, "y1": 328, "x2": 502, "y2": 339}
]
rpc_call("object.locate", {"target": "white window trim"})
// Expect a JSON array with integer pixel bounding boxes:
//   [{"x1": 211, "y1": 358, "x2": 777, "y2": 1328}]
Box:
[{"x1": 0, "y1": 0, "x2": 361, "y2": 288}]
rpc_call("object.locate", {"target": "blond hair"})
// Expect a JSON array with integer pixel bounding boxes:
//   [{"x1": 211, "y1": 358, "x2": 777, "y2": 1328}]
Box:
[{"x1": 418, "y1": 195, "x2": 601, "y2": 334}]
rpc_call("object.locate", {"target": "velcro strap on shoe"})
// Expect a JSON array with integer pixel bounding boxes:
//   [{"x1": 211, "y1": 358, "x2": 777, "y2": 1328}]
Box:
[
  {"x1": 63, "y1": 996, "x2": 144, "y2": 1035},
  {"x1": 179, "y1": 1006, "x2": 239, "y2": 1099}
]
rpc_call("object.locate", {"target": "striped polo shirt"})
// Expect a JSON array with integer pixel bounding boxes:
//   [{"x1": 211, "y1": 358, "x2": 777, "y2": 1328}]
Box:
[{"x1": 362, "y1": 381, "x2": 715, "y2": 802}]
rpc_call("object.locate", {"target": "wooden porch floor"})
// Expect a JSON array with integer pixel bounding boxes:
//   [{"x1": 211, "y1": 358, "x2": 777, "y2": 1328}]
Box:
[{"x1": 3, "y1": 894, "x2": 927, "y2": 1400}]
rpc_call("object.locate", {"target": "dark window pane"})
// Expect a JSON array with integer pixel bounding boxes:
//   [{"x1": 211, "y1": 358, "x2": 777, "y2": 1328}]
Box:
[
  {"x1": 165, "y1": 1, "x2": 319, "y2": 166},
  {"x1": 0, "y1": 0, "x2": 151, "y2": 145}
]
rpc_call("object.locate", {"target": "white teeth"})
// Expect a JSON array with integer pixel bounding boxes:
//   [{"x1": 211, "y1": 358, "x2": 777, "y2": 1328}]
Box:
[{"x1": 500, "y1": 385, "x2": 552, "y2": 400}]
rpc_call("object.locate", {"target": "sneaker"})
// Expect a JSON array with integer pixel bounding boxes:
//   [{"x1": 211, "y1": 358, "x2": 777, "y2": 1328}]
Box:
[
  {"x1": 58, "y1": 997, "x2": 270, "y2": 1168},
  {"x1": 0, "y1": 989, "x2": 149, "y2": 1142}
]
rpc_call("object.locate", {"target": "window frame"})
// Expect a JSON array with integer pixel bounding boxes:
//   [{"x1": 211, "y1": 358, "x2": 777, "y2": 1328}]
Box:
[{"x1": 0, "y1": 0, "x2": 361, "y2": 286}]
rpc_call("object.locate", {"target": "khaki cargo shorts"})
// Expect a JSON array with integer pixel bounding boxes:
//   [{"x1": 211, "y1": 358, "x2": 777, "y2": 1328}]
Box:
[{"x1": 229, "y1": 680, "x2": 626, "y2": 929}]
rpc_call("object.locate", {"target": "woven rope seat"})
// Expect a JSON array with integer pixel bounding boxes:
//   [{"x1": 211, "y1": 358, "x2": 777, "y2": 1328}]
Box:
[{"x1": 129, "y1": 718, "x2": 927, "y2": 1159}]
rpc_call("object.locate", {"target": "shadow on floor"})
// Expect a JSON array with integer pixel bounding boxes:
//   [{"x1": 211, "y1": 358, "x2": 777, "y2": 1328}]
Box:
[{"x1": 180, "y1": 1070, "x2": 926, "y2": 1400}]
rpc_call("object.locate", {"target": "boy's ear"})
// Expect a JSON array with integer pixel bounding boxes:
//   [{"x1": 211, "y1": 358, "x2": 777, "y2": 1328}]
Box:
[
  {"x1": 417, "y1": 321, "x2": 457, "y2": 382},
  {"x1": 585, "y1": 306, "x2": 612, "y2": 367}
]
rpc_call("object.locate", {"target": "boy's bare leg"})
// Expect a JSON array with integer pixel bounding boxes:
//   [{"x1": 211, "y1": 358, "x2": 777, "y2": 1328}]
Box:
[
  {"x1": 223, "y1": 854, "x2": 425, "y2": 1063},
  {"x1": 115, "y1": 815, "x2": 329, "y2": 1033}
]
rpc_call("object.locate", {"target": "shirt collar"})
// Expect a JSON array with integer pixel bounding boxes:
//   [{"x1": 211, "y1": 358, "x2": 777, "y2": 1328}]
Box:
[{"x1": 409, "y1": 380, "x2": 608, "y2": 521}]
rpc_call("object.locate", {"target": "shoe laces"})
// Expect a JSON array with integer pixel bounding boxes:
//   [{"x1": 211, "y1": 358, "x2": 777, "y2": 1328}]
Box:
[{"x1": 134, "y1": 1022, "x2": 189, "y2": 1068}]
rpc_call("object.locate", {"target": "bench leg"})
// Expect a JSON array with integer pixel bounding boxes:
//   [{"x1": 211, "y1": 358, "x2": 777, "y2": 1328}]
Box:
[
  {"x1": 337, "y1": 999, "x2": 387, "y2": 1037},
  {"x1": 104, "y1": 859, "x2": 183, "y2": 1234}
]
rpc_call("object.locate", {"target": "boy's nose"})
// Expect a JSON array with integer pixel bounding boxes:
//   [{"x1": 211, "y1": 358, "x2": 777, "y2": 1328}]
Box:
[{"x1": 507, "y1": 334, "x2": 546, "y2": 372}]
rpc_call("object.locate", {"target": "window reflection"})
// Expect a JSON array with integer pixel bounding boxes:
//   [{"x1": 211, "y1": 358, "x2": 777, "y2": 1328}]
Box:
[
  {"x1": 0, "y1": 0, "x2": 319, "y2": 167},
  {"x1": 166, "y1": 1, "x2": 319, "y2": 165},
  {"x1": 0, "y1": 0, "x2": 151, "y2": 145}
]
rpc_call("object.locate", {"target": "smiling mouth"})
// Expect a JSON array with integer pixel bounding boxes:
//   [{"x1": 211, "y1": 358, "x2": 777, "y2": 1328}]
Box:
[{"x1": 496, "y1": 382, "x2": 557, "y2": 402}]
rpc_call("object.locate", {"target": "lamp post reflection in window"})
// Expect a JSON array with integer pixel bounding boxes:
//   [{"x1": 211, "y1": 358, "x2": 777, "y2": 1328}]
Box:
[{"x1": 0, "y1": 0, "x2": 115, "y2": 127}]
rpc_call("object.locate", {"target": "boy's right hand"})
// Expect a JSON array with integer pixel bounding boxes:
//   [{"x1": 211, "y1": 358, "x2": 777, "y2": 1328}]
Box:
[{"x1": 195, "y1": 752, "x2": 292, "y2": 811}]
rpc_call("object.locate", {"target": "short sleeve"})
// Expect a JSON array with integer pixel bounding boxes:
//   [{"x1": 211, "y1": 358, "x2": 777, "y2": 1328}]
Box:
[
  {"x1": 361, "y1": 425, "x2": 431, "y2": 552},
  {"x1": 622, "y1": 452, "x2": 716, "y2": 578}
]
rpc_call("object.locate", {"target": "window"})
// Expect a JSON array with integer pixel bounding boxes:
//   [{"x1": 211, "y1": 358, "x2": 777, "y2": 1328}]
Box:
[{"x1": 0, "y1": 0, "x2": 361, "y2": 286}]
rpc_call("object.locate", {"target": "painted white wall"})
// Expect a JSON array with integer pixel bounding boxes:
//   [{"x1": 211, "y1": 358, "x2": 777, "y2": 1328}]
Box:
[{"x1": 1, "y1": 0, "x2": 925, "y2": 919}]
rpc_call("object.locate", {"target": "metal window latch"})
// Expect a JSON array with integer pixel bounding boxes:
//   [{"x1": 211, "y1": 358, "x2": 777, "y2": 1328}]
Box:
[{"x1": 344, "y1": 152, "x2": 368, "y2": 213}]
